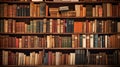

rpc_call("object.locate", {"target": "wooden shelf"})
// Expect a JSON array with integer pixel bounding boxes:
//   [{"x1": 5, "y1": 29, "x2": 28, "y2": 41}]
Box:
[
  {"x1": 45, "y1": 16, "x2": 120, "y2": 19},
  {"x1": 0, "y1": 48, "x2": 44, "y2": 50},
  {"x1": 0, "y1": 16, "x2": 50, "y2": 19},
  {"x1": 0, "y1": 16, "x2": 120, "y2": 19},
  {"x1": 0, "y1": 65, "x2": 120, "y2": 67},
  {"x1": 87, "y1": 48, "x2": 120, "y2": 50},
  {"x1": 0, "y1": 1, "x2": 30, "y2": 4},
  {"x1": 0, "y1": 48, "x2": 119, "y2": 50},
  {"x1": 0, "y1": 32, "x2": 119, "y2": 35},
  {"x1": 0, "y1": 1, "x2": 44, "y2": 4},
  {"x1": 45, "y1": 48, "x2": 86, "y2": 50},
  {"x1": 45, "y1": 1, "x2": 120, "y2": 4}
]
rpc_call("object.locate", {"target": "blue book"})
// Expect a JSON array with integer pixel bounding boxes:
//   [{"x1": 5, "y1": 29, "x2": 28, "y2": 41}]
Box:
[
  {"x1": 36, "y1": 20, "x2": 40, "y2": 33},
  {"x1": 40, "y1": 3, "x2": 46, "y2": 17},
  {"x1": 43, "y1": 53, "x2": 48, "y2": 65},
  {"x1": 70, "y1": 19, "x2": 74, "y2": 33},
  {"x1": 94, "y1": 34, "x2": 98, "y2": 48},
  {"x1": 66, "y1": 19, "x2": 69, "y2": 33},
  {"x1": 79, "y1": 35, "x2": 83, "y2": 47},
  {"x1": 40, "y1": 20, "x2": 43, "y2": 33}
]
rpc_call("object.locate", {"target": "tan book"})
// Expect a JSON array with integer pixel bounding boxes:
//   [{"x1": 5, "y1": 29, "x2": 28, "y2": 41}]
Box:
[
  {"x1": 4, "y1": 19, "x2": 8, "y2": 33},
  {"x1": 83, "y1": 7, "x2": 86, "y2": 17},
  {"x1": 75, "y1": 5, "x2": 80, "y2": 17},
  {"x1": 57, "y1": 19, "x2": 60, "y2": 33},
  {"x1": 82, "y1": 35, "x2": 86, "y2": 48},
  {"x1": 90, "y1": 34, "x2": 94, "y2": 48},
  {"x1": 50, "y1": 19, "x2": 53, "y2": 33},
  {"x1": 30, "y1": 2, "x2": 34, "y2": 17},
  {"x1": 43, "y1": 19, "x2": 47, "y2": 33},
  {"x1": 117, "y1": 22, "x2": 120, "y2": 32},
  {"x1": 25, "y1": 56, "x2": 30, "y2": 65},
  {"x1": 35, "y1": 53, "x2": 38, "y2": 65},
  {"x1": 72, "y1": 35, "x2": 75, "y2": 48},
  {"x1": 92, "y1": 7, "x2": 96, "y2": 17},
  {"x1": 107, "y1": 3, "x2": 112, "y2": 17},
  {"x1": 19, "y1": 38, "x2": 22, "y2": 48}
]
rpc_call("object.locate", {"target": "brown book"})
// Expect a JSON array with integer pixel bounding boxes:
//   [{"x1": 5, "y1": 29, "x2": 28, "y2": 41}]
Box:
[
  {"x1": 48, "y1": 51, "x2": 52, "y2": 65},
  {"x1": 21, "y1": 22, "x2": 25, "y2": 33},
  {"x1": 86, "y1": 35, "x2": 90, "y2": 48},
  {"x1": 103, "y1": 3, "x2": 107, "y2": 17},
  {"x1": 4, "y1": 4, "x2": 8, "y2": 17},
  {"x1": 46, "y1": 5, "x2": 48, "y2": 17},
  {"x1": 30, "y1": 2, "x2": 34, "y2": 17},
  {"x1": 98, "y1": 5, "x2": 103, "y2": 17},
  {"x1": 52, "y1": 53, "x2": 55, "y2": 65}
]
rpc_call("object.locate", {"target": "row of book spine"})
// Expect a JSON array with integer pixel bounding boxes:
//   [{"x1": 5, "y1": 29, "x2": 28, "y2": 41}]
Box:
[
  {"x1": 1, "y1": 50, "x2": 86, "y2": 65},
  {"x1": 2, "y1": 50, "x2": 120, "y2": 65},
  {"x1": 0, "y1": 34, "x2": 120, "y2": 48},
  {"x1": 1, "y1": 3, "x2": 120, "y2": 17},
  {"x1": 0, "y1": 3, "x2": 46, "y2": 17},
  {"x1": 0, "y1": 19, "x2": 120, "y2": 33},
  {"x1": 48, "y1": 3, "x2": 120, "y2": 17},
  {"x1": 88, "y1": 50, "x2": 120, "y2": 65}
]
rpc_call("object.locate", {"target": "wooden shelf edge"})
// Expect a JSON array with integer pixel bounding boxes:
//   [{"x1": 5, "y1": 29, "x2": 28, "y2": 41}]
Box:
[
  {"x1": 0, "y1": 16, "x2": 120, "y2": 19},
  {"x1": 0, "y1": 48, "x2": 44, "y2": 50},
  {"x1": 45, "y1": 1, "x2": 120, "y2": 4},
  {"x1": 0, "y1": 65, "x2": 120, "y2": 67},
  {"x1": 0, "y1": 48, "x2": 119, "y2": 50},
  {"x1": 0, "y1": 32, "x2": 119, "y2": 35}
]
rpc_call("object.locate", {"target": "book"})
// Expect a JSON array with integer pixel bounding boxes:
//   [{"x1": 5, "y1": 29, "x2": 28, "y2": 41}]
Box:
[{"x1": 74, "y1": 22, "x2": 83, "y2": 33}]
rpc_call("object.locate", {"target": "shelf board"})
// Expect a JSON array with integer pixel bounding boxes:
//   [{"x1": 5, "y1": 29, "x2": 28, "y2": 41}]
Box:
[
  {"x1": 45, "y1": 16, "x2": 120, "y2": 19},
  {"x1": 0, "y1": 48, "x2": 44, "y2": 50},
  {"x1": 0, "y1": 32, "x2": 119, "y2": 35},
  {"x1": 0, "y1": 16, "x2": 120, "y2": 19},
  {"x1": 0, "y1": 16, "x2": 44, "y2": 19},
  {"x1": 0, "y1": 1, "x2": 30, "y2": 4},
  {"x1": 45, "y1": 1, "x2": 119, "y2": 4},
  {"x1": 45, "y1": 48, "x2": 86, "y2": 50},
  {"x1": 87, "y1": 48, "x2": 120, "y2": 50},
  {"x1": 0, "y1": 48, "x2": 119, "y2": 50},
  {"x1": 0, "y1": 65, "x2": 120, "y2": 67},
  {"x1": 0, "y1": 33, "x2": 46, "y2": 35}
]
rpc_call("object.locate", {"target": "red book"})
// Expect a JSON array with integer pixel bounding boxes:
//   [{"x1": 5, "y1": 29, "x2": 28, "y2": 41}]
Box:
[
  {"x1": 16, "y1": 38, "x2": 19, "y2": 48},
  {"x1": 48, "y1": 51, "x2": 52, "y2": 65},
  {"x1": 74, "y1": 22, "x2": 83, "y2": 33}
]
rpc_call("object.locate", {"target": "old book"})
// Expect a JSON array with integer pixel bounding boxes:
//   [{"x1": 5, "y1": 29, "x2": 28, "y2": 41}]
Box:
[
  {"x1": 2, "y1": 50, "x2": 8, "y2": 65},
  {"x1": 86, "y1": 5, "x2": 92, "y2": 17},
  {"x1": 107, "y1": 3, "x2": 112, "y2": 17},
  {"x1": 40, "y1": 3, "x2": 46, "y2": 17},
  {"x1": 4, "y1": 19, "x2": 8, "y2": 33},
  {"x1": 86, "y1": 35, "x2": 90, "y2": 48},
  {"x1": 74, "y1": 22, "x2": 83, "y2": 33},
  {"x1": 117, "y1": 22, "x2": 120, "y2": 32},
  {"x1": 82, "y1": 35, "x2": 86, "y2": 48},
  {"x1": 103, "y1": 3, "x2": 107, "y2": 17},
  {"x1": 92, "y1": 7, "x2": 96, "y2": 17},
  {"x1": 32, "y1": 0, "x2": 43, "y2": 1},
  {"x1": 94, "y1": 34, "x2": 98, "y2": 48},
  {"x1": 75, "y1": 5, "x2": 80, "y2": 17},
  {"x1": 4, "y1": 4, "x2": 8, "y2": 17},
  {"x1": 59, "y1": 6, "x2": 69, "y2": 11},
  {"x1": 0, "y1": 20, "x2": 4, "y2": 33}
]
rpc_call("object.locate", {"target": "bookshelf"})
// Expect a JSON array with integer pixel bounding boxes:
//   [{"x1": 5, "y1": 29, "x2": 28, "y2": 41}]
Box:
[{"x1": 0, "y1": 0, "x2": 120, "y2": 67}]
